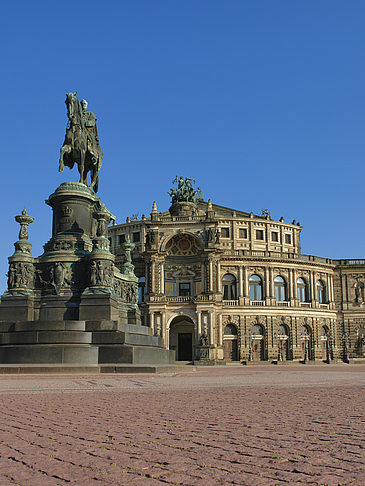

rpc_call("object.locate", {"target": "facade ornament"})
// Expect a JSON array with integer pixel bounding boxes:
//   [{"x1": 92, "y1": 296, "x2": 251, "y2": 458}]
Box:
[
  {"x1": 13, "y1": 209, "x2": 34, "y2": 255},
  {"x1": 90, "y1": 260, "x2": 114, "y2": 288},
  {"x1": 121, "y1": 236, "x2": 136, "y2": 276},
  {"x1": 205, "y1": 227, "x2": 214, "y2": 243},
  {"x1": 16, "y1": 209, "x2": 34, "y2": 241},
  {"x1": 199, "y1": 329, "x2": 209, "y2": 346},
  {"x1": 353, "y1": 277, "x2": 364, "y2": 304},
  {"x1": 215, "y1": 229, "x2": 220, "y2": 244},
  {"x1": 168, "y1": 176, "x2": 201, "y2": 204},
  {"x1": 7, "y1": 262, "x2": 34, "y2": 289}
]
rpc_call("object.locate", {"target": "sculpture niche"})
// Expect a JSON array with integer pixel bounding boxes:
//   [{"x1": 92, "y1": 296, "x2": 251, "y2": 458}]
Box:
[{"x1": 59, "y1": 92, "x2": 103, "y2": 193}]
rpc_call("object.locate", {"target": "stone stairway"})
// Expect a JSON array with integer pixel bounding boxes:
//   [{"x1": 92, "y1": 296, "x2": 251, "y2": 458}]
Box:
[{"x1": 0, "y1": 320, "x2": 174, "y2": 365}]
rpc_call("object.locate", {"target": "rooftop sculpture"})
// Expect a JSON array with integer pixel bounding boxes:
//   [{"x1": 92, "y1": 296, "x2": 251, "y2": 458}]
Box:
[{"x1": 168, "y1": 176, "x2": 202, "y2": 204}]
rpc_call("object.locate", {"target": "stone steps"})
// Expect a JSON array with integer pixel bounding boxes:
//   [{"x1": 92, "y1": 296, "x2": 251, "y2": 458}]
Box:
[
  {"x1": 0, "y1": 320, "x2": 174, "y2": 365},
  {"x1": 0, "y1": 364, "x2": 196, "y2": 374}
]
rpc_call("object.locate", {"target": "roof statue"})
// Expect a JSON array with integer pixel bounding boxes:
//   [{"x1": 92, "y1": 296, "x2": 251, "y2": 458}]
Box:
[
  {"x1": 59, "y1": 92, "x2": 103, "y2": 193},
  {"x1": 168, "y1": 176, "x2": 203, "y2": 204}
]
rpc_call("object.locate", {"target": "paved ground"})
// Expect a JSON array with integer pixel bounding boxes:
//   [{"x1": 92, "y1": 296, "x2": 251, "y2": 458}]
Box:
[{"x1": 0, "y1": 365, "x2": 364, "y2": 485}]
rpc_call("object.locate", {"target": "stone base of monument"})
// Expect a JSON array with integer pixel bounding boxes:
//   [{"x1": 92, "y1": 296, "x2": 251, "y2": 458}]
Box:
[
  {"x1": 0, "y1": 320, "x2": 174, "y2": 366},
  {"x1": 0, "y1": 294, "x2": 35, "y2": 322},
  {"x1": 0, "y1": 181, "x2": 175, "y2": 370}
]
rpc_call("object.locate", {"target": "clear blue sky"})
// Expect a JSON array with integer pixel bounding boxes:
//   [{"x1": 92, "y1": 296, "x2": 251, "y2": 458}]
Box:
[{"x1": 1, "y1": 0, "x2": 364, "y2": 292}]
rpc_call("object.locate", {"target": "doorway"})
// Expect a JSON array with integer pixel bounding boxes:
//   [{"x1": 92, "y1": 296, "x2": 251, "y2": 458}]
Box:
[
  {"x1": 223, "y1": 323, "x2": 239, "y2": 361},
  {"x1": 178, "y1": 333, "x2": 192, "y2": 360},
  {"x1": 169, "y1": 316, "x2": 195, "y2": 362}
]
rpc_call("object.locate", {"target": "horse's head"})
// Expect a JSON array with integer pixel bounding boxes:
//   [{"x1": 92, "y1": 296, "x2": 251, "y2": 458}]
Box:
[{"x1": 65, "y1": 91, "x2": 80, "y2": 123}]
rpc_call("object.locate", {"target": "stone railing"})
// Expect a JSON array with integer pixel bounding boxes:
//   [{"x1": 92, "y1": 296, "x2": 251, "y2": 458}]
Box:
[
  {"x1": 166, "y1": 296, "x2": 192, "y2": 302},
  {"x1": 336, "y1": 259, "x2": 365, "y2": 266},
  {"x1": 158, "y1": 215, "x2": 202, "y2": 222},
  {"x1": 300, "y1": 302, "x2": 311, "y2": 308},
  {"x1": 195, "y1": 294, "x2": 214, "y2": 301},
  {"x1": 276, "y1": 301, "x2": 289, "y2": 307},
  {"x1": 221, "y1": 249, "x2": 333, "y2": 264},
  {"x1": 222, "y1": 300, "x2": 239, "y2": 306},
  {"x1": 319, "y1": 303, "x2": 330, "y2": 309},
  {"x1": 250, "y1": 300, "x2": 265, "y2": 306}
]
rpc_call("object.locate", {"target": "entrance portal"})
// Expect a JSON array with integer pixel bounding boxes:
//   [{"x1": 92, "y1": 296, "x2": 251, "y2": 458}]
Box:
[
  {"x1": 251, "y1": 324, "x2": 265, "y2": 361},
  {"x1": 169, "y1": 316, "x2": 195, "y2": 362},
  {"x1": 178, "y1": 333, "x2": 192, "y2": 361},
  {"x1": 223, "y1": 323, "x2": 239, "y2": 361}
]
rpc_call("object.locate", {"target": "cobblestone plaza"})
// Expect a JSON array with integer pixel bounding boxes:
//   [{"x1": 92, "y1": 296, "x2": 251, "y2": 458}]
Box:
[{"x1": 0, "y1": 365, "x2": 363, "y2": 485}]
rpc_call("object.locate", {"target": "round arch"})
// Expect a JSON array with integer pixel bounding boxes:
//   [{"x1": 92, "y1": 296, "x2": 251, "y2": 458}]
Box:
[
  {"x1": 223, "y1": 323, "x2": 239, "y2": 362},
  {"x1": 161, "y1": 233, "x2": 202, "y2": 255},
  {"x1": 168, "y1": 315, "x2": 196, "y2": 362}
]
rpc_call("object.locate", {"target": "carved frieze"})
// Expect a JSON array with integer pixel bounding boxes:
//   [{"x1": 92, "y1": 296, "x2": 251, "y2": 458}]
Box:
[{"x1": 7, "y1": 262, "x2": 34, "y2": 289}]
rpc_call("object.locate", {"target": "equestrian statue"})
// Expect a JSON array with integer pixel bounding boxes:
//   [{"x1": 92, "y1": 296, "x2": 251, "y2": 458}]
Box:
[{"x1": 59, "y1": 92, "x2": 103, "y2": 193}]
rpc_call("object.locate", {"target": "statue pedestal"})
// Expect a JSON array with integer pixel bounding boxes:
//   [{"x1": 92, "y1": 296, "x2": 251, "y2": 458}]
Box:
[
  {"x1": 169, "y1": 201, "x2": 198, "y2": 216},
  {"x1": 79, "y1": 292, "x2": 119, "y2": 321},
  {"x1": 0, "y1": 181, "x2": 174, "y2": 368},
  {"x1": 198, "y1": 345, "x2": 212, "y2": 360},
  {"x1": 0, "y1": 293, "x2": 34, "y2": 322}
]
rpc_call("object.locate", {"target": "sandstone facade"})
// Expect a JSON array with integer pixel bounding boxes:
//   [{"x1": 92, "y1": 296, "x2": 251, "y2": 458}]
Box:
[{"x1": 108, "y1": 198, "x2": 365, "y2": 363}]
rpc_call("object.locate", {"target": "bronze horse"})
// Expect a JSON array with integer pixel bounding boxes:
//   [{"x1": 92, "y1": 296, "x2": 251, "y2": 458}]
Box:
[{"x1": 59, "y1": 92, "x2": 102, "y2": 193}]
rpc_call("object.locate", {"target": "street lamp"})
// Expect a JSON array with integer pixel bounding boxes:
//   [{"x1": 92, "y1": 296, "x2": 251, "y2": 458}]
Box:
[
  {"x1": 300, "y1": 328, "x2": 309, "y2": 363},
  {"x1": 246, "y1": 331, "x2": 253, "y2": 362},
  {"x1": 274, "y1": 331, "x2": 283, "y2": 362},
  {"x1": 342, "y1": 332, "x2": 350, "y2": 363}
]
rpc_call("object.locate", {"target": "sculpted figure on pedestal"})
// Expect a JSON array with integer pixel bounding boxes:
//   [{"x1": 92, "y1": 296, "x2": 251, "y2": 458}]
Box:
[{"x1": 59, "y1": 92, "x2": 103, "y2": 193}]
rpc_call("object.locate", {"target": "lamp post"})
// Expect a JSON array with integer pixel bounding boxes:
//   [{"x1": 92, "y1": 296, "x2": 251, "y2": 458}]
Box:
[
  {"x1": 247, "y1": 332, "x2": 253, "y2": 362},
  {"x1": 274, "y1": 331, "x2": 282, "y2": 362},
  {"x1": 300, "y1": 328, "x2": 309, "y2": 363},
  {"x1": 342, "y1": 332, "x2": 350, "y2": 363}
]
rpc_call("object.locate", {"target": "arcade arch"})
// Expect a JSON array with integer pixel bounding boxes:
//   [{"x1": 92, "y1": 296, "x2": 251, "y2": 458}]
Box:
[{"x1": 169, "y1": 315, "x2": 195, "y2": 361}]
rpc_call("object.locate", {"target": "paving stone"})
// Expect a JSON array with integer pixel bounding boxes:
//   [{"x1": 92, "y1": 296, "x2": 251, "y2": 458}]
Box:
[{"x1": 0, "y1": 365, "x2": 364, "y2": 485}]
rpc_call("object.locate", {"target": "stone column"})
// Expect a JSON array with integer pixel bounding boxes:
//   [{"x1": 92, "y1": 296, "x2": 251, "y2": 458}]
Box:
[
  {"x1": 238, "y1": 266, "x2": 243, "y2": 297},
  {"x1": 265, "y1": 267, "x2": 270, "y2": 304},
  {"x1": 201, "y1": 263, "x2": 205, "y2": 293},
  {"x1": 292, "y1": 268, "x2": 298, "y2": 306},
  {"x1": 148, "y1": 311, "x2": 153, "y2": 328},
  {"x1": 310, "y1": 271, "x2": 316, "y2": 304},
  {"x1": 329, "y1": 274, "x2": 335, "y2": 305},
  {"x1": 209, "y1": 259, "x2": 213, "y2": 292},
  {"x1": 151, "y1": 260, "x2": 156, "y2": 294},
  {"x1": 144, "y1": 263, "x2": 149, "y2": 294},
  {"x1": 161, "y1": 311, "x2": 166, "y2": 344},
  {"x1": 289, "y1": 268, "x2": 294, "y2": 305},
  {"x1": 218, "y1": 314, "x2": 223, "y2": 346},
  {"x1": 269, "y1": 267, "x2": 274, "y2": 300},
  {"x1": 243, "y1": 266, "x2": 249, "y2": 304},
  {"x1": 160, "y1": 261, "x2": 165, "y2": 294},
  {"x1": 197, "y1": 311, "x2": 202, "y2": 336},
  {"x1": 209, "y1": 312, "x2": 214, "y2": 345},
  {"x1": 217, "y1": 261, "x2": 221, "y2": 293}
]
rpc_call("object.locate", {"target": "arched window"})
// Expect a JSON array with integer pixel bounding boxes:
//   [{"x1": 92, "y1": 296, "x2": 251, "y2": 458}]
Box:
[
  {"x1": 222, "y1": 274, "x2": 236, "y2": 300},
  {"x1": 297, "y1": 277, "x2": 307, "y2": 302},
  {"x1": 138, "y1": 277, "x2": 146, "y2": 303},
  {"x1": 252, "y1": 324, "x2": 264, "y2": 336},
  {"x1": 321, "y1": 325, "x2": 329, "y2": 338},
  {"x1": 316, "y1": 280, "x2": 326, "y2": 303},
  {"x1": 249, "y1": 275, "x2": 263, "y2": 301},
  {"x1": 274, "y1": 276, "x2": 286, "y2": 301},
  {"x1": 224, "y1": 324, "x2": 238, "y2": 335},
  {"x1": 278, "y1": 324, "x2": 289, "y2": 336}
]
